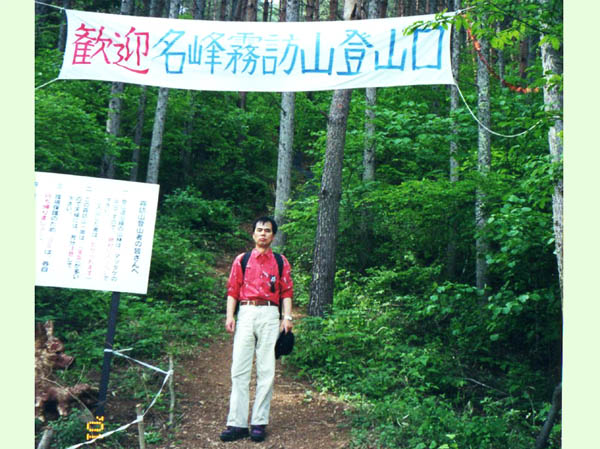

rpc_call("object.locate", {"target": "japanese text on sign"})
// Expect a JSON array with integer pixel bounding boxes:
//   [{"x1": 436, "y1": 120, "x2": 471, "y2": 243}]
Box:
[
  {"x1": 59, "y1": 10, "x2": 455, "y2": 92},
  {"x1": 35, "y1": 172, "x2": 159, "y2": 294}
]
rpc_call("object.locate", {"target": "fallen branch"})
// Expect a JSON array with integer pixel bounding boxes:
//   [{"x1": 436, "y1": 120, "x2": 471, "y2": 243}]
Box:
[{"x1": 535, "y1": 382, "x2": 561, "y2": 449}]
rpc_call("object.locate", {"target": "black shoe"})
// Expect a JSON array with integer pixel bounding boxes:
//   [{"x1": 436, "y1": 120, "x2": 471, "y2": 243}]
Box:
[
  {"x1": 219, "y1": 426, "x2": 249, "y2": 442},
  {"x1": 250, "y1": 424, "x2": 266, "y2": 442}
]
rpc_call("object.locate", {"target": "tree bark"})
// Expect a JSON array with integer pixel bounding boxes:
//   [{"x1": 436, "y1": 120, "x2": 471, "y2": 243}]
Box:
[
  {"x1": 475, "y1": 32, "x2": 491, "y2": 292},
  {"x1": 539, "y1": 0, "x2": 563, "y2": 303},
  {"x1": 273, "y1": 0, "x2": 300, "y2": 249},
  {"x1": 57, "y1": 0, "x2": 71, "y2": 52},
  {"x1": 362, "y1": 0, "x2": 379, "y2": 182},
  {"x1": 146, "y1": 0, "x2": 181, "y2": 185},
  {"x1": 446, "y1": 0, "x2": 461, "y2": 280},
  {"x1": 237, "y1": 0, "x2": 258, "y2": 109},
  {"x1": 329, "y1": 0, "x2": 339, "y2": 20},
  {"x1": 535, "y1": 382, "x2": 561, "y2": 449},
  {"x1": 100, "y1": 0, "x2": 135, "y2": 180},
  {"x1": 308, "y1": 0, "x2": 358, "y2": 317},
  {"x1": 306, "y1": 0, "x2": 315, "y2": 21},
  {"x1": 192, "y1": 0, "x2": 206, "y2": 19}
]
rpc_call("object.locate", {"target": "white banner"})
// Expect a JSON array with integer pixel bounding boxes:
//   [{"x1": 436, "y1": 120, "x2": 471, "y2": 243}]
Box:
[
  {"x1": 35, "y1": 172, "x2": 159, "y2": 294},
  {"x1": 59, "y1": 10, "x2": 455, "y2": 92}
]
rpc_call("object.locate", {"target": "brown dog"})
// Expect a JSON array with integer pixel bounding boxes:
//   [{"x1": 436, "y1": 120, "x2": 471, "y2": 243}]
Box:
[{"x1": 35, "y1": 321, "x2": 95, "y2": 421}]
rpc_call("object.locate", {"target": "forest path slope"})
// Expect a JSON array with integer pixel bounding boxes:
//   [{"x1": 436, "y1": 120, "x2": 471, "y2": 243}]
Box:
[{"x1": 164, "y1": 333, "x2": 352, "y2": 449}]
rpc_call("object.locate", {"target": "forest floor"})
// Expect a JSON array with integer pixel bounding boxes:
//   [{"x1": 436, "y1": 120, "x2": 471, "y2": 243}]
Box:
[{"x1": 149, "y1": 333, "x2": 353, "y2": 449}]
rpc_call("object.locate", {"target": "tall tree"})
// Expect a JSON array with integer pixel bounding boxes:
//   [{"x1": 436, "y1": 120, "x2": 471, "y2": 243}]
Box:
[
  {"x1": 539, "y1": 0, "x2": 563, "y2": 301},
  {"x1": 329, "y1": 0, "x2": 339, "y2": 20},
  {"x1": 446, "y1": 0, "x2": 461, "y2": 279},
  {"x1": 130, "y1": 0, "x2": 159, "y2": 182},
  {"x1": 273, "y1": 0, "x2": 300, "y2": 249},
  {"x1": 475, "y1": 27, "x2": 491, "y2": 292},
  {"x1": 57, "y1": 0, "x2": 71, "y2": 52},
  {"x1": 100, "y1": 0, "x2": 134, "y2": 180},
  {"x1": 237, "y1": 0, "x2": 258, "y2": 109},
  {"x1": 308, "y1": 0, "x2": 358, "y2": 317},
  {"x1": 362, "y1": 0, "x2": 379, "y2": 183},
  {"x1": 146, "y1": 0, "x2": 181, "y2": 184}
]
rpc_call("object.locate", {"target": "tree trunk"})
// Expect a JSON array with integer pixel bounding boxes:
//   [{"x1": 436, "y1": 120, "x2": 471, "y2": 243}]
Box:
[
  {"x1": 100, "y1": 0, "x2": 135, "y2": 180},
  {"x1": 57, "y1": 0, "x2": 71, "y2": 52},
  {"x1": 130, "y1": 86, "x2": 147, "y2": 181},
  {"x1": 539, "y1": 0, "x2": 563, "y2": 303},
  {"x1": 446, "y1": 0, "x2": 460, "y2": 280},
  {"x1": 237, "y1": 0, "x2": 258, "y2": 109},
  {"x1": 308, "y1": 0, "x2": 358, "y2": 317},
  {"x1": 362, "y1": 0, "x2": 379, "y2": 182},
  {"x1": 263, "y1": 0, "x2": 270, "y2": 21},
  {"x1": 329, "y1": 0, "x2": 338, "y2": 20},
  {"x1": 475, "y1": 33, "x2": 491, "y2": 292},
  {"x1": 535, "y1": 382, "x2": 562, "y2": 449},
  {"x1": 273, "y1": 0, "x2": 300, "y2": 249},
  {"x1": 396, "y1": 0, "x2": 405, "y2": 17},
  {"x1": 306, "y1": 0, "x2": 315, "y2": 21},
  {"x1": 279, "y1": 0, "x2": 287, "y2": 21},
  {"x1": 192, "y1": 0, "x2": 206, "y2": 19},
  {"x1": 146, "y1": 0, "x2": 181, "y2": 185},
  {"x1": 130, "y1": 0, "x2": 160, "y2": 181}
]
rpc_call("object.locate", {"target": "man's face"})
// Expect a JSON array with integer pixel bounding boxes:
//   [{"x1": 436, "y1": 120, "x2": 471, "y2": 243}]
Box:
[{"x1": 253, "y1": 221, "x2": 275, "y2": 248}]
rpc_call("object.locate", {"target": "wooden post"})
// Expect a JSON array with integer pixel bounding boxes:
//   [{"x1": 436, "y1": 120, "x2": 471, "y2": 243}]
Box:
[
  {"x1": 37, "y1": 428, "x2": 54, "y2": 449},
  {"x1": 96, "y1": 291, "x2": 121, "y2": 417},
  {"x1": 168, "y1": 354, "x2": 175, "y2": 427},
  {"x1": 136, "y1": 403, "x2": 146, "y2": 449}
]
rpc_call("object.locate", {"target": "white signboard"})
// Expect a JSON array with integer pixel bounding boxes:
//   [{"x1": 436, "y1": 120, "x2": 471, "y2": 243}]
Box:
[
  {"x1": 35, "y1": 172, "x2": 160, "y2": 294},
  {"x1": 58, "y1": 10, "x2": 455, "y2": 92}
]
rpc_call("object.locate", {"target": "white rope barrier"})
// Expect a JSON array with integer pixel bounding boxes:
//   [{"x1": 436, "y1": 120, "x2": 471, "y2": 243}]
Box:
[
  {"x1": 453, "y1": 81, "x2": 542, "y2": 138},
  {"x1": 64, "y1": 350, "x2": 173, "y2": 449}
]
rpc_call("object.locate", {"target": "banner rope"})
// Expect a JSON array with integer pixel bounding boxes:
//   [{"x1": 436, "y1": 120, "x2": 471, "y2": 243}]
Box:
[
  {"x1": 453, "y1": 80, "x2": 541, "y2": 138},
  {"x1": 35, "y1": 77, "x2": 60, "y2": 90},
  {"x1": 35, "y1": 1, "x2": 65, "y2": 11},
  {"x1": 63, "y1": 349, "x2": 173, "y2": 449}
]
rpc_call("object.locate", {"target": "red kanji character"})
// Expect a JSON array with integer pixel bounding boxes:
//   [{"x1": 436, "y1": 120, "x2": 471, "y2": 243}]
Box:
[
  {"x1": 72, "y1": 23, "x2": 97, "y2": 65},
  {"x1": 112, "y1": 27, "x2": 150, "y2": 74}
]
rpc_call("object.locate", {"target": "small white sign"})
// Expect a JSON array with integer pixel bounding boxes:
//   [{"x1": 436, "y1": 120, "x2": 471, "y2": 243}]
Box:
[{"x1": 35, "y1": 172, "x2": 160, "y2": 294}]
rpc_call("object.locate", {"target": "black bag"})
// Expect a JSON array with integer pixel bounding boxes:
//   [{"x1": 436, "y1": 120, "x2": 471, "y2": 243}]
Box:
[{"x1": 275, "y1": 330, "x2": 294, "y2": 359}]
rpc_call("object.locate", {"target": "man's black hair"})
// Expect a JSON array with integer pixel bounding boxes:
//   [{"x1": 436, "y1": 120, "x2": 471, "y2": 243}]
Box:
[{"x1": 253, "y1": 216, "x2": 278, "y2": 235}]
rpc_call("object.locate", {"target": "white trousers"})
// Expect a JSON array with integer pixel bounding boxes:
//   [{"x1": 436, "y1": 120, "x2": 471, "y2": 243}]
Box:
[{"x1": 226, "y1": 305, "x2": 280, "y2": 427}]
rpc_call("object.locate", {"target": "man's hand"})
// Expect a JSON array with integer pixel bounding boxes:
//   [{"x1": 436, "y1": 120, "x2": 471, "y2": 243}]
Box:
[
  {"x1": 225, "y1": 316, "x2": 236, "y2": 334},
  {"x1": 225, "y1": 296, "x2": 237, "y2": 334},
  {"x1": 280, "y1": 317, "x2": 293, "y2": 334}
]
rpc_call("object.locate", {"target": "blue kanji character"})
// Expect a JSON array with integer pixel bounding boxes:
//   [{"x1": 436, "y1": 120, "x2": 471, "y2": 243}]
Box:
[
  {"x1": 412, "y1": 27, "x2": 445, "y2": 70},
  {"x1": 241, "y1": 45, "x2": 259, "y2": 75},
  {"x1": 225, "y1": 45, "x2": 244, "y2": 73},
  {"x1": 202, "y1": 32, "x2": 225, "y2": 74},
  {"x1": 262, "y1": 34, "x2": 279, "y2": 75},
  {"x1": 279, "y1": 35, "x2": 299, "y2": 75},
  {"x1": 188, "y1": 36, "x2": 202, "y2": 65},
  {"x1": 337, "y1": 29, "x2": 374, "y2": 75},
  {"x1": 301, "y1": 33, "x2": 334, "y2": 75},
  {"x1": 153, "y1": 29, "x2": 186, "y2": 74},
  {"x1": 375, "y1": 28, "x2": 407, "y2": 71}
]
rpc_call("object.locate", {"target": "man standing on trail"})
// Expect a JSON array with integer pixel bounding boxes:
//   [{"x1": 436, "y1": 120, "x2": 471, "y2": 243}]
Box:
[{"x1": 220, "y1": 216, "x2": 294, "y2": 443}]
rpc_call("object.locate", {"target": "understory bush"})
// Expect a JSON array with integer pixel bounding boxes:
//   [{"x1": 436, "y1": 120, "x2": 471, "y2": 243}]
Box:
[{"x1": 286, "y1": 267, "x2": 561, "y2": 449}]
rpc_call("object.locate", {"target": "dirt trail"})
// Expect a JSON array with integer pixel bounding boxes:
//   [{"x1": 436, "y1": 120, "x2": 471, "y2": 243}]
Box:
[{"x1": 163, "y1": 333, "x2": 352, "y2": 449}]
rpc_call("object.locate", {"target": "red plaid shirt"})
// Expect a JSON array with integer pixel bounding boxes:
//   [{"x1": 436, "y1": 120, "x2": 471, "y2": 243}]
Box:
[{"x1": 226, "y1": 248, "x2": 293, "y2": 305}]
